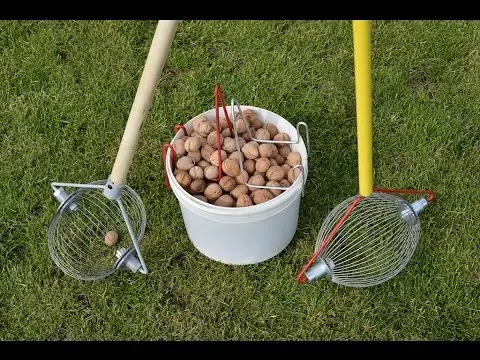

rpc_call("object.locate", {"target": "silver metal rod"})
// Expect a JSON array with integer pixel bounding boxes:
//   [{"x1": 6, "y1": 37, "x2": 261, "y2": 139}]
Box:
[
  {"x1": 230, "y1": 98, "x2": 310, "y2": 149},
  {"x1": 51, "y1": 182, "x2": 105, "y2": 190},
  {"x1": 117, "y1": 198, "x2": 148, "y2": 274},
  {"x1": 230, "y1": 98, "x2": 306, "y2": 197}
]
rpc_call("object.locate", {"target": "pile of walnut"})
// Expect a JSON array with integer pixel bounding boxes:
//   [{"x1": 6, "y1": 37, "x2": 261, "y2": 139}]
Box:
[{"x1": 172, "y1": 108, "x2": 302, "y2": 207}]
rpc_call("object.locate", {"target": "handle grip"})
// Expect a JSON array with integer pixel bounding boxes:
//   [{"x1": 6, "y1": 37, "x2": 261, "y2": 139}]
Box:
[
  {"x1": 353, "y1": 20, "x2": 373, "y2": 197},
  {"x1": 110, "y1": 20, "x2": 179, "y2": 186}
]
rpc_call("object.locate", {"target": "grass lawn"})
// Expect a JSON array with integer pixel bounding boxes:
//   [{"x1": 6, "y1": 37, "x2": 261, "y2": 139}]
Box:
[{"x1": 1, "y1": 20, "x2": 479, "y2": 340}]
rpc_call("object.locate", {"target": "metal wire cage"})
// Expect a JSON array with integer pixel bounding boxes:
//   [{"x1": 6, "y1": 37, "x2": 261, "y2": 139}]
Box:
[
  {"x1": 307, "y1": 192, "x2": 422, "y2": 287},
  {"x1": 48, "y1": 180, "x2": 147, "y2": 281}
]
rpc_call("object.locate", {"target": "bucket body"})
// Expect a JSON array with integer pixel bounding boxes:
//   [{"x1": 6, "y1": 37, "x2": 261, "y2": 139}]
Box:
[{"x1": 166, "y1": 106, "x2": 308, "y2": 265}]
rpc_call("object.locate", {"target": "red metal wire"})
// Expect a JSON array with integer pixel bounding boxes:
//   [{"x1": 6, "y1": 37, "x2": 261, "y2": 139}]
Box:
[
  {"x1": 173, "y1": 124, "x2": 188, "y2": 137},
  {"x1": 213, "y1": 84, "x2": 234, "y2": 182},
  {"x1": 215, "y1": 84, "x2": 234, "y2": 137},
  {"x1": 296, "y1": 195, "x2": 363, "y2": 284},
  {"x1": 162, "y1": 144, "x2": 176, "y2": 190},
  {"x1": 167, "y1": 85, "x2": 235, "y2": 185},
  {"x1": 374, "y1": 187, "x2": 436, "y2": 203}
]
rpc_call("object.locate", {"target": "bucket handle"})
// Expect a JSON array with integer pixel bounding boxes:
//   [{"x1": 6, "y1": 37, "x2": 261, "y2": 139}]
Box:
[
  {"x1": 173, "y1": 124, "x2": 188, "y2": 137},
  {"x1": 213, "y1": 84, "x2": 234, "y2": 182},
  {"x1": 232, "y1": 98, "x2": 310, "y2": 155},
  {"x1": 230, "y1": 98, "x2": 307, "y2": 197},
  {"x1": 162, "y1": 143, "x2": 176, "y2": 190}
]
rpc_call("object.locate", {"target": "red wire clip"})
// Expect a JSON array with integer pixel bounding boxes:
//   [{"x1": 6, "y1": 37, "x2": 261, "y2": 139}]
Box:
[
  {"x1": 213, "y1": 84, "x2": 234, "y2": 182},
  {"x1": 163, "y1": 84, "x2": 240, "y2": 189},
  {"x1": 162, "y1": 144, "x2": 176, "y2": 190},
  {"x1": 374, "y1": 187, "x2": 436, "y2": 203},
  {"x1": 173, "y1": 124, "x2": 188, "y2": 137}
]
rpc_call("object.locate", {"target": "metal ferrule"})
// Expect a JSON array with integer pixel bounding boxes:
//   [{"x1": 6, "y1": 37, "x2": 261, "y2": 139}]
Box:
[
  {"x1": 400, "y1": 198, "x2": 429, "y2": 226},
  {"x1": 103, "y1": 177, "x2": 124, "y2": 200},
  {"x1": 305, "y1": 258, "x2": 333, "y2": 282}
]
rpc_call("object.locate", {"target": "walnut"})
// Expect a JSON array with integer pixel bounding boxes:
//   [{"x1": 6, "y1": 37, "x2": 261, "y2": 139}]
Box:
[
  {"x1": 214, "y1": 194, "x2": 235, "y2": 207},
  {"x1": 189, "y1": 179, "x2": 206, "y2": 194},
  {"x1": 266, "y1": 165, "x2": 285, "y2": 181},
  {"x1": 243, "y1": 159, "x2": 256, "y2": 175},
  {"x1": 288, "y1": 167, "x2": 302, "y2": 184},
  {"x1": 264, "y1": 123, "x2": 279, "y2": 139},
  {"x1": 279, "y1": 178, "x2": 291, "y2": 188},
  {"x1": 187, "y1": 150, "x2": 201, "y2": 164},
  {"x1": 236, "y1": 109, "x2": 258, "y2": 124},
  {"x1": 173, "y1": 168, "x2": 184, "y2": 176},
  {"x1": 207, "y1": 131, "x2": 223, "y2": 149},
  {"x1": 235, "y1": 117, "x2": 249, "y2": 134},
  {"x1": 176, "y1": 156, "x2": 195, "y2": 171},
  {"x1": 248, "y1": 174, "x2": 265, "y2": 187},
  {"x1": 235, "y1": 169, "x2": 249, "y2": 185},
  {"x1": 172, "y1": 138, "x2": 186, "y2": 157},
  {"x1": 270, "y1": 143, "x2": 279, "y2": 156},
  {"x1": 273, "y1": 133, "x2": 290, "y2": 147},
  {"x1": 190, "y1": 130, "x2": 205, "y2": 139},
  {"x1": 189, "y1": 166, "x2": 204, "y2": 180},
  {"x1": 104, "y1": 230, "x2": 118, "y2": 247},
  {"x1": 197, "y1": 160, "x2": 211, "y2": 170},
  {"x1": 255, "y1": 128, "x2": 270, "y2": 141},
  {"x1": 219, "y1": 114, "x2": 231, "y2": 129},
  {"x1": 228, "y1": 151, "x2": 243, "y2": 163},
  {"x1": 193, "y1": 195, "x2": 208, "y2": 203},
  {"x1": 184, "y1": 136, "x2": 203, "y2": 153},
  {"x1": 201, "y1": 144, "x2": 215, "y2": 162},
  {"x1": 191, "y1": 115, "x2": 209, "y2": 130},
  {"x1": 204, "y1": 165, "x2": 219, "y2": 181},
  {"x1": 286, "y1": 152, "x2": 302, "y2": 167},
  {"x1": 222, "y1": 159, "x2": 241, "y2": 177},
  {"x1": 175, "y1": 171, "x2": 191, "y2": 188},
  {"x1": 258, "y1": 143, "x2": 273, "y2": 158},
  {"x1": 242, "y1": 127, "x2": 255, "y2": 141},
  {"x1": 266, "y1": 180, "x2": 282, "y2": 197},
  {"x1": 251, "y1": 118, "x2": 264, "y2": 130},
  {"x1": 281, "y1": 164, "x2": 291, "y2": 174},
  {"x1": 273, "y1": 154, "x2": 285, "y2": 166},
  {"x1": 209, "y1": 149, "x2": 227, "y2": 166},
  {"x1": 236, "y1": 193, "x2": 253, "y2": 207},
  {"x1": 255, "y1": 158, "x2": 271, "y2": 173},
  {"x1": 230, "y1": 184, "x2": 249, "y2": 199},
  {"x1": 209, "y1": 119, "x2": 220, "y2": 132},
  {"x1": 241, "y1": 142, "x2": 259, "y2": 160},
  {"x1": 222, "y1": 137, "x2": 237, "y2": 153},
  {"x1": 278, "y1": 145, "x2": 292, "y2": 159},
  {"x1": 252, "y1": 189, "x2": 274, "y2": 205},
  {"x1": 219, "y1": 176, "x2": 237, "y2": 192},
  {"x1": 204, "y1": 183, "x2": 223, "y2": 202},
  {"x1": 237, "y1": 137, "x2": 247, "y2": 149},
  {"x1": 196, "y1": 120, "x2": 213, "y2": 137}
]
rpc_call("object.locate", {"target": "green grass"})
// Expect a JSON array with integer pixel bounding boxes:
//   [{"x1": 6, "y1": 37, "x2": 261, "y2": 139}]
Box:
[{"x1": 1, "y1": 20, "x2": 480, "y2": 340}]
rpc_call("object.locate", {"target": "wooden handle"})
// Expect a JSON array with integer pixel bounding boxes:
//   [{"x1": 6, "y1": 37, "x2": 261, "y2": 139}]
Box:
[
  {"x1": 110, "y1": 20, "x2": 179, "y2": 186},
  {"x1": 353, "y1": 20, "x2": 373, "y2": 197}
]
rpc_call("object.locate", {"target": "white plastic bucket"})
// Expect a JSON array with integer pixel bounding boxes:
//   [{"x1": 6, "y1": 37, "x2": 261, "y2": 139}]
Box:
[{"x1": 165, "y1": 105, "x2": 309, "y2": 265}]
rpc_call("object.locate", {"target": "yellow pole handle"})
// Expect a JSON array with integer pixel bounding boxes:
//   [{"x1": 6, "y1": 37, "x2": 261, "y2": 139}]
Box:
[{"x1": 353, "y1": 20, "x2": 373, "y2": 197}]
